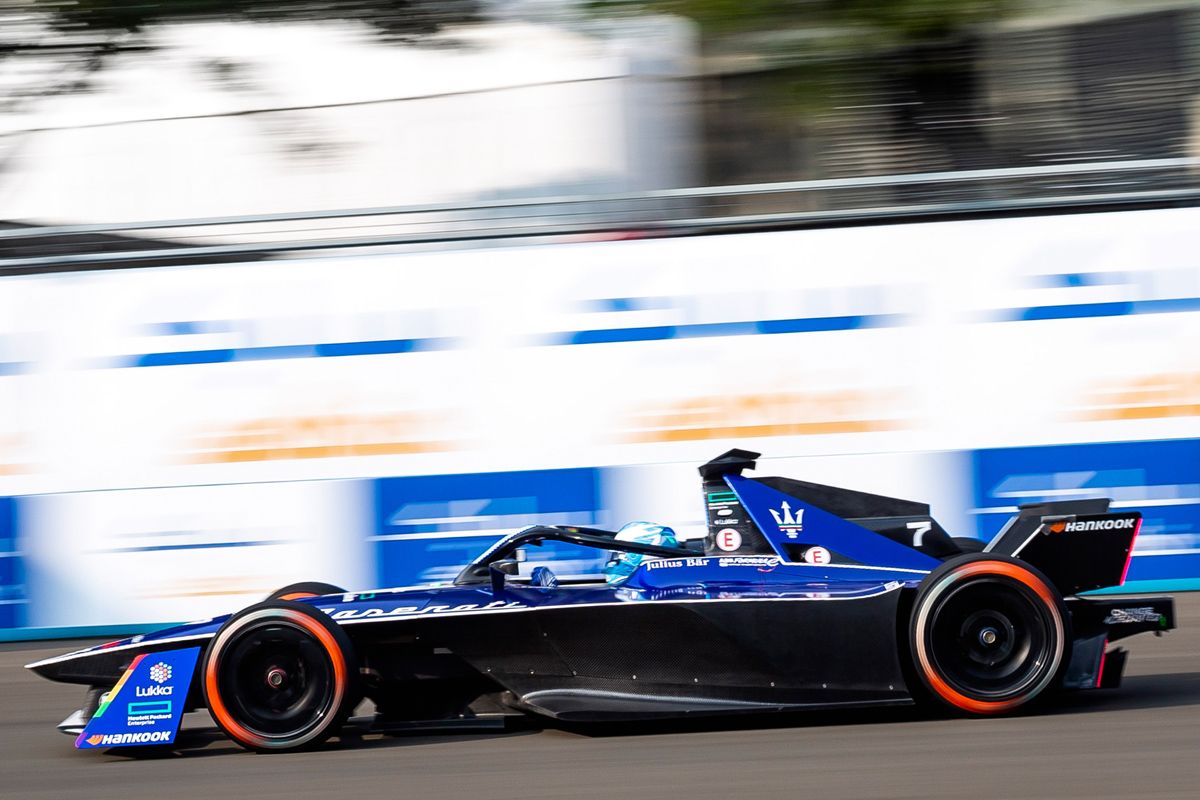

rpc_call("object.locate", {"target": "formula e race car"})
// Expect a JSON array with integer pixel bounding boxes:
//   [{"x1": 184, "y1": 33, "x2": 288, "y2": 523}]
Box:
[{"x1": 28, "y1": 449, "x2": 1175, "y2": 753}]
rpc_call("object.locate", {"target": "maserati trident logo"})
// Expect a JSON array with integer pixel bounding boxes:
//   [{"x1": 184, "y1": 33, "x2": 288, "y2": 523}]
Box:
[{"x1": 770, "y1": 501, "x2": 804, "y2": 538}]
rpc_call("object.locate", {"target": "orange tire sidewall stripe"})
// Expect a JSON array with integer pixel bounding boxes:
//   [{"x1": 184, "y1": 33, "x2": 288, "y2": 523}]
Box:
[
  {"x1": 278, "y1": 592, "x2": 319, "y2": 601},
  {"x1": 915, "y1": 561, "x2": 1063, "y2": 715},
  {"x1": 206, "y1": 608, "x2": 346, "y2": 749}
]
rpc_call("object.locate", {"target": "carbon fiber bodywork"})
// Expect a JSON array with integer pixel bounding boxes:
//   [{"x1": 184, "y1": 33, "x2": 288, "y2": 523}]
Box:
[{"x1": 356, "y1": 580, "x2": 913, "y2": 721}]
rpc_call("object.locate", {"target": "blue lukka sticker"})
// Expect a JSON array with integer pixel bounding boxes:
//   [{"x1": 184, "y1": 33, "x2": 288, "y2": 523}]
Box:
[{"x1": 76, "y1": 646, "x2": 200, "y2": 749}]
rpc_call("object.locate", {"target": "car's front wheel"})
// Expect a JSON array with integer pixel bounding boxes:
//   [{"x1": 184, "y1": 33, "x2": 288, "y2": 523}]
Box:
[
  {"x1": 909, "y1": 554, "x2": 1069, "y2": 715},
  {"x1": 203, "y1": 600, "x2": 358, "y2": 752}
]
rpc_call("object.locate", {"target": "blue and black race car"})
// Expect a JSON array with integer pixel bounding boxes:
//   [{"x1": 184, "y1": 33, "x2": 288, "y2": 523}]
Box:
[{"x1": 28, "y1": 449, "x2": 1175, "y2": 752}]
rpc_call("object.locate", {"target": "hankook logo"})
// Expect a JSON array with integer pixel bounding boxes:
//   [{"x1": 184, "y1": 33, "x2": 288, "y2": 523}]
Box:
[
  {"x1": 86, "y1": 731, "x2": 171, "y2": 745},
  {"x1": 1062, "y1": 518, "x2": 1136, "y2": 532}
]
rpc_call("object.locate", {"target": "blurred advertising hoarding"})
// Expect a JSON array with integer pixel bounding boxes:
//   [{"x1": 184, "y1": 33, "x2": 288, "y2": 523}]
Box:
[
  {"x1": 21, "y1": 480, "x2": 373, "y2": 629},
  {"x1": 1, "y1": 205, "x2": 1198, "y2": 633}
]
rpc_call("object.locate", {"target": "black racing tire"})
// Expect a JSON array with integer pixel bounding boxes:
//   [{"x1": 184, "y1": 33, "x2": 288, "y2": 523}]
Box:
[
  {"x1": 203, "y1": 600, "x2": 359, "y2": 752},
  {"x1": 265, "y1": 582, "x2": 346, "y2": 602},
  {"x1": 951, "y1": 537, "x2": 987, "y2": 555},
  {"x1": 909, "y1": 554, "x2": 1070, "y2": 715}
]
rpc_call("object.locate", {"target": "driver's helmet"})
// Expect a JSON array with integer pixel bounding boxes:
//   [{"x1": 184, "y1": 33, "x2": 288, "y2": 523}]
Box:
[{"x1": 603, "y1": 521, "x2": 678, "y2": 584}]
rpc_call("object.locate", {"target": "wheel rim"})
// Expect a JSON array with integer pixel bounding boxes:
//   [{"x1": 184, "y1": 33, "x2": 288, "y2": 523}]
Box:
[
  {"x1": 216, "y1": 620, "x2": 336, "y2": 741},
  {"x1": 925, "y1": 576, "x2": 1057, "y2": 701}
]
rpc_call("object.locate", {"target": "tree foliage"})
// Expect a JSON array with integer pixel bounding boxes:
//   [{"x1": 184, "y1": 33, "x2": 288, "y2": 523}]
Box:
[
  {"x1": 34, "y1": 0, "x2": 481, "y2": 37},
  {"x1": 593, "y1": 0, "x2": 1012, "y2": 43}
]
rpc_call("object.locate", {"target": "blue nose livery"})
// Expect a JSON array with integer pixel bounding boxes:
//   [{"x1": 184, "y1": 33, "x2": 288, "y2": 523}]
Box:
[{"x1": 75, "y1": 647, "x2": 199, "y2": 749}]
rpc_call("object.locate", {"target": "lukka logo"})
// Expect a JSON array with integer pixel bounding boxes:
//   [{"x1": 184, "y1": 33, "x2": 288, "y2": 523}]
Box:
[{"x1": 149, "y1": 662, "x2": 172, "y2": 684}]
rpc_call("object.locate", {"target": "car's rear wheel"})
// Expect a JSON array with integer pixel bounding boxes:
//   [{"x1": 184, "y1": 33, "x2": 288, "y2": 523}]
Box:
[
  {"x1": 910, "y1": 554, "x2": 1068, "y2": 715},
  {"x1": 203, "y1": 600, "x2": 358, "y2": 752},
  {"x1": 265, "y1": 581, "x2": 346, "y2": 601}
]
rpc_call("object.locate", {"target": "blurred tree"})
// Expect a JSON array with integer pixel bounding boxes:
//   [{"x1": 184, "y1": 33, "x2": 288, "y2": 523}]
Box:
[
  {"x1": 832, "y1": 0, "x2": 1012, "y2": 41},
  {"x1": 0, "y1": 1, "x2": 482, "y2": 122},
  {"x1": 593, "y1": 0, "x2": 1017, "y2": 180},
  {"x1": 34, "y1": 1, "x2": 481, "y2": 37},
  {"x1": 591, "y1": 0, "x2": 1011, "y2": 44}
]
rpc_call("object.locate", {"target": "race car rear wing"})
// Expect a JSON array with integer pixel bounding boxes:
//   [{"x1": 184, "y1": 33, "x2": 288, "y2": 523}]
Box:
[{"x1": 985, "y1": 499, "x2": 1141, "y2": 594}]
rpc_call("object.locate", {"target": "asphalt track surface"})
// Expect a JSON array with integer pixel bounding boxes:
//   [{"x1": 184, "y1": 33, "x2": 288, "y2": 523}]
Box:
[{"x1": 4, "y1": 596, "x2": 1200, "y2": 800}]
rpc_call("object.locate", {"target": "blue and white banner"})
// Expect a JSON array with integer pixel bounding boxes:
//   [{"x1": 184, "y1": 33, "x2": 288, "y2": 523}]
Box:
[
  {"x1": 0, "y1": 497, "x2": 21, "y2": 630},
  {"x1": 1, "y1": 205, "x2": 1199, "y2": 636},
  {"x1": 371, "y1": 468, "x2": 605, "y2": 586}
]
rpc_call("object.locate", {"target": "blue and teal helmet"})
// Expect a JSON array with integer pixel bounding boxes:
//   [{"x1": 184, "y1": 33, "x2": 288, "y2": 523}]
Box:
[{"x1": 603, "y1": 521, "x2": 678, "y2": 584}]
